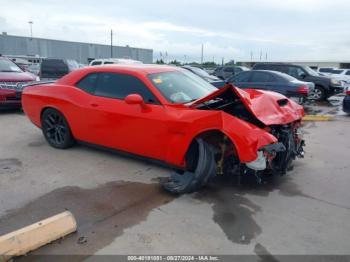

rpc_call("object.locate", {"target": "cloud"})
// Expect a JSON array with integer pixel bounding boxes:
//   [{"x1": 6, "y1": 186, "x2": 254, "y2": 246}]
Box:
[{"x1": 1, "y1": 0, "x2": 350, "y2": 62}]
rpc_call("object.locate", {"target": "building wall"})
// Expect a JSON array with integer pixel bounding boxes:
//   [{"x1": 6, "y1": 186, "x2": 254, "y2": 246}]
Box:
[{"x1": 0, "y1": 34, "x2": 153, "y2": 64}]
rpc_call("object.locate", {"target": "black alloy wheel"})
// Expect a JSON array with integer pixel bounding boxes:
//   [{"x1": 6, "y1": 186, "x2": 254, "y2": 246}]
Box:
[{"x1": 41, "y1": 108, "x2": 75, "y2": 149}]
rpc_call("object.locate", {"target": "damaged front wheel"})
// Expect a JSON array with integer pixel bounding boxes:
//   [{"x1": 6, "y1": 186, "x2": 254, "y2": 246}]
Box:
[{"x1": 161, "y1": 139, "x2": 216, "y2": 194}]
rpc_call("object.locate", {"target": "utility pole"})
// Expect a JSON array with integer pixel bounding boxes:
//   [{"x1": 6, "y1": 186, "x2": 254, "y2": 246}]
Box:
[
  {"x1": 265, "y1": 52, "x2": 267, "y2": 61},
  {"x1": 250, "y1": 51, "x2": 253, "y2": 61},
  {"x1": 28, "y1": 21, "x2": 33, "y2": 39},
  {"x1": 201, "y1": 44, "x2": 204, "y2": 64},
  {"x1": 221, "y1": 57, "x2": 224, "y2": 66},
  {"x1": 110, "y1": 29, "x2": 113, "y2": 58},
  {"x1": 260, "y1": 51, "x2": 262, "y2": 61}
]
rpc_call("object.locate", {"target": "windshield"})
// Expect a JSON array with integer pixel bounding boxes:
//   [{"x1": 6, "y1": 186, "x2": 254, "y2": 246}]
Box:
[
  {"x1": 0, "y1": 59, "x2": 23, "y2": 72},
  {"x1": 302, "y1": 65, "x2": 319, "y2": 77},
  {"x1": 332, "y1": 69, "x2": 344, "y2": 74},
  {"x1": 148, "y1": 70, "x2": 217, "y2": 104}
]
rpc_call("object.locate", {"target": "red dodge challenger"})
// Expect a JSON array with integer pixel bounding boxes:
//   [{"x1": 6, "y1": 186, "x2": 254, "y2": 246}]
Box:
[{"x1": 22, "y1": 64, "x2": 305, "y2": 194}]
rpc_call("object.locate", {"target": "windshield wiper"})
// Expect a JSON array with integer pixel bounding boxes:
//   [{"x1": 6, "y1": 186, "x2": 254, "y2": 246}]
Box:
[{"x1": 0, "y1": 70, "x2": 19, "y2": 72}]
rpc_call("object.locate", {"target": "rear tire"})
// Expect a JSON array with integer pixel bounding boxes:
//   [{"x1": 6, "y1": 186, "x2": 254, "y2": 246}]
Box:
[
  {"x1": 41, "y1": 108, "x2": 75, "y2": 149},
  {"x1": 309, "y1": 86, "x2": 326, "y2": 101},
  {"x1": 161, "y1": 139, "x2": 216, "y2": 194}
]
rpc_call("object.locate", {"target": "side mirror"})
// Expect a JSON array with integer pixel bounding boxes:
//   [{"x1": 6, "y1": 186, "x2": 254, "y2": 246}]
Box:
[{"x1": 125, "y1": 94, "x2": 144, "y2": 105}]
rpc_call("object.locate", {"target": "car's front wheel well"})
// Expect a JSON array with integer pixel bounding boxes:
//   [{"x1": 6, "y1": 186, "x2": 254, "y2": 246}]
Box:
[{"x1": 188, "y1": 130, "x2": 239, "y2": 175}]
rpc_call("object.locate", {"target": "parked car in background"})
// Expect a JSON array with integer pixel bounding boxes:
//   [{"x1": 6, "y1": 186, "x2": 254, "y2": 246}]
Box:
[
  {"x1": 212, "y1": 66, "x2": 249, "y2": 80},
  {"x1": 317, "y1": 67, "x2": 337, "y2": 76},
  {"x1": 252, "y1": 63, "x2": 343, "y2": 101},
  {"x1": 328, "y1": 69, "x2": 350, "y2": 88},
  {"x1": 22, "y1": 64, "x2": 305, "y2": 194},
  {"x1": 39, "y1": 58, "x2": 79, "y2": 80},
  {"x1": 182, "y1": 65, "x2": 225, "y2": 88},
  {"x1": 26, "y1": 64, "x2": 40, "y2": 76},
  {"x1": 89, "y1": 58, "x2": 143, "y2": 66},
  {"x1": 227, "y1": 70, "x2": 314, "y2": 103},
  {"x1": 343, "y1": 88, "x2": 350, "y2": 114},
  {"x1": 0, "y1": 56, "x2": 38, "y2": 110}
]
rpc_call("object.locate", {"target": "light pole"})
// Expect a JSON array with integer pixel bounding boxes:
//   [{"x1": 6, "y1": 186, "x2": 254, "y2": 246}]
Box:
[
  {"x1": 28, "y1": 21, "x2": 33, "y2": 39},
  {"x1": 110, "y1": 29, "x2": 113, "y2": 58}
]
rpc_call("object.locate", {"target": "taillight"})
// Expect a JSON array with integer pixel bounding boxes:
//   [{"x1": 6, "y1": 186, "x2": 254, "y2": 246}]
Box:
[
  {"x1": 346, "y1": 90, "x2": 350, "y2": 95},
  {"x1": 297, "y1": 85, "x2": 309, "y2": 94}
]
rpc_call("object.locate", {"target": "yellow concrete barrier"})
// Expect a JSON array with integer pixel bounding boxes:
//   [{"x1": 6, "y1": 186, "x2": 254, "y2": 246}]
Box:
[{"x1": 0, "y1": 211, "x2": 77, "y2": 261}]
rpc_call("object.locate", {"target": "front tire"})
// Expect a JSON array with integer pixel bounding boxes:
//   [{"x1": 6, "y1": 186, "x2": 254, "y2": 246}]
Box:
[
  {"x1": 161, "y1": 139, "x2": 217, "y2": 194},
  {"x1": 41, "y1": 108, "x2": 75, "y2": 149}
]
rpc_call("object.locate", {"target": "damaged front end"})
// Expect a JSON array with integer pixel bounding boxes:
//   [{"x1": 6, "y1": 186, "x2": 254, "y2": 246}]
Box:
[
  {"x1": 162, "y1": 85, "x2": 305, "y2": 194},
  {"x1": 246, "y1": 121, "x2": 305, "y2": 182}
]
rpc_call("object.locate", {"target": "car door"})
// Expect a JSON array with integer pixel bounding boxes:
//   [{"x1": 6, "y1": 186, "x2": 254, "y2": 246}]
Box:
[{"x1": 75, "y1": 72, "x2": 169, "y2": 160}]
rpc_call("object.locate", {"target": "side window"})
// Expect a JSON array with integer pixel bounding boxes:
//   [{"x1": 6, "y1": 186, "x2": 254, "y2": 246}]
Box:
[
  {"x1": 104, "y1": 61, "x2": 114, "y2": 65},
  {"x1": 286, "y1": 66, "x2": 304, "y2": 78},
  {"x1": 94, "y1": 73, "x2": 159, "y2": 104},
  {"x1": 346, "y1": 71, "x2": 350, "y2": 76},
  {"x1": 270, "y1": 65, "x2": 284, "y2": 73},
  {"x1": 234, "y1": 68, "x2": 242, "y2": 74},
  {"x1": 91, "y1": 61, "x2": 102, "y2": 66},
  {"x1": 76, "y1": 73, "x2": 99, "y2": 94},
  {"x1": 250, "y1": 72, "x2": 273, "y2": 82},
  {"x1": 231, "y1": 71, "x2": 251, "y2": 82},
  {"x1": 224, "y1": 67, "x2": 234, "y2": 72}
]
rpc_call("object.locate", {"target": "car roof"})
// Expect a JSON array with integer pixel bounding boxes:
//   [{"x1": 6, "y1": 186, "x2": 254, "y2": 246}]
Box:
[
  {"x1": 254, "y1": 62, "x2": 297, "y2": 66},
  {"x1": 58, "y1": 64, "x2": 182, "y2": 84}
]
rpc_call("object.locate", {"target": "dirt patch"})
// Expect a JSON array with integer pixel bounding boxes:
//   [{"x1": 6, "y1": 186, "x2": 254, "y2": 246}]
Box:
[
  {"x1": 0, "y1": 181, "x2": 175, "y2": 259},
  {"x1": 0, "y1": 158, "x2": 22, "y2": 174}
]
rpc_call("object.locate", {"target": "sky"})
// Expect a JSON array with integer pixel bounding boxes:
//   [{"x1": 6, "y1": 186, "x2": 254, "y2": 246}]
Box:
[{"x1": 1, "y1": 0, "x2": 350, "y2": 63}]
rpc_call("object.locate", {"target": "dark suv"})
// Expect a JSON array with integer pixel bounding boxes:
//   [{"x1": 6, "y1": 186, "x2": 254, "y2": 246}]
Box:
[
  {"x1": 40, "y1": 58, "x2": 79, "y2": 80},
  {"x1": 213, "y1": 66, "x2": 249, "y2": 80},
  {"x1": 252, "y1": 63, "x2": 343, "y2": 101}
]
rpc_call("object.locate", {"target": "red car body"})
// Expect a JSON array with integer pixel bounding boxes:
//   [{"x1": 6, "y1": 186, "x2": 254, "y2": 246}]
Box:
[
  {"x1": 0, "y1": 57, "x2": 37, "y2": 109},
  {"x1": 22, "y1": 65, "x2": 305, "y2": 193}
]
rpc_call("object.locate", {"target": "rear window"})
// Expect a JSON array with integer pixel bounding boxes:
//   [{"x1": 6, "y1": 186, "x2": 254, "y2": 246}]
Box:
[
  {"x1": 40, "y1": 59, "x2": 69, "y2": 78},
  {"x1": 224, "y1": 67, "x2": 234, "y2": 72}
]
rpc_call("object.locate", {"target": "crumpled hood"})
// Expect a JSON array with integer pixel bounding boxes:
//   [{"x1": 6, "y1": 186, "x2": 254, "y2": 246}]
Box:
[{"x1": 190, "y1": 84, "x2": 305, "y2": 126}]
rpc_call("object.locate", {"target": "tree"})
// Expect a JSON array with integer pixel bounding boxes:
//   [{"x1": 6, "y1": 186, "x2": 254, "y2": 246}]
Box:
[
  {"x1": 155, "y1": 59, "x2": 165, "y2": 64},
  {"x1": 225, "y1": 59, "x2": 235, "y2": 66},
  {"x1": 169, "y1": 59, "x2": 181, "y2": 66}
]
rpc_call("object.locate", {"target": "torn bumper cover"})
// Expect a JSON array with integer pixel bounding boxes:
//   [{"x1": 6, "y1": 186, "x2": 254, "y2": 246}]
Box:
[{"x1": 246, "y1": 143, "x2": 286, "y2": 171}]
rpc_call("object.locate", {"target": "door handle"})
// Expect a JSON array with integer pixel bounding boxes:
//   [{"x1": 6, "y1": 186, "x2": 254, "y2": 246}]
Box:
[{"x1": 90, "y1": 103, "x2": 99, "y2": 107}]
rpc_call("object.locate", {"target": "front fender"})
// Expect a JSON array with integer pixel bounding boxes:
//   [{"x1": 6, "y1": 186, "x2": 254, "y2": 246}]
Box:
[{"x1": 164, "y1": 111, "x2": 277, "y2": 167}]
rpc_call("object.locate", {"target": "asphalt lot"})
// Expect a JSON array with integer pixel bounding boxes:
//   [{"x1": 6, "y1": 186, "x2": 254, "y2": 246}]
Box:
[{"x1": 0, "y1": 104, "x2": 350, "y2": 259}]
